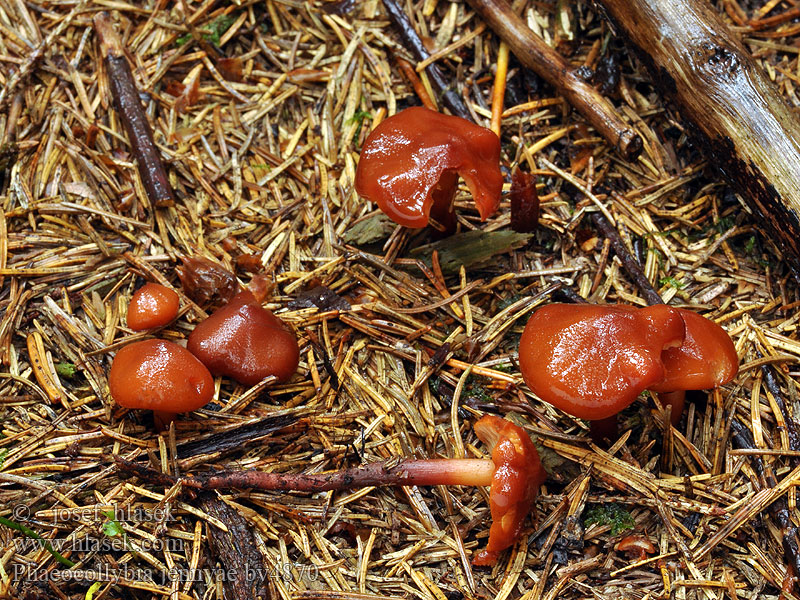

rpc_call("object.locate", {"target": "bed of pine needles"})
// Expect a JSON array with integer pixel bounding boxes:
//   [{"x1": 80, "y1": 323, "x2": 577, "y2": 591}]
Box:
[{"x1": 1, "y1": 1, "x2": 800, "y2": 599}]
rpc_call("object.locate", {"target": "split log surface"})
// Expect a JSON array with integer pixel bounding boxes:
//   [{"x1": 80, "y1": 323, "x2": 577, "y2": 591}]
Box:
[{"x1": 596, "y1": 0, "x2": 800, "y2": 270}]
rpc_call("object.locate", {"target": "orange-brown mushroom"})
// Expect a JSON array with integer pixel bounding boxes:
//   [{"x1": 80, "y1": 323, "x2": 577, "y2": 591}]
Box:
[
  {"x1": 127, "y1": 283, "x2": 179, "y2": 331},
  {"x1": 519, "y1": 303, "x2": 686, "y2": 443},
  {"x1": 109, "y1": 339, "x2": 214, "y2": 428},
  {"x1": 519, "y1": 303, "x2": 739, "y2": 441},
  {"x1": 649, "y1": 308, "x2": 739, "y2": 425},
  {"x1": 354, "y1": 106, "x2": 503, "y2": 231},
  {"x1": 121, "y1": 415, "x2": 545, "y2": 565},
  {"x1": 187, "y1": 290, "x2": 299, "y2": 386},
  {"x1": 471, "y1": 415, "x2": 547, "y2": 565}
]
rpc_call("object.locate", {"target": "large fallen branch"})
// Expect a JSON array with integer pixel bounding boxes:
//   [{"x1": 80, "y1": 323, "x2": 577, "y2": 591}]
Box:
[
  {"x1": 595, "y1": 0, "x2": 800, "y2": 271},
  {"x1": 466, "y1": 0, "x2": 643, "y2": 160}
]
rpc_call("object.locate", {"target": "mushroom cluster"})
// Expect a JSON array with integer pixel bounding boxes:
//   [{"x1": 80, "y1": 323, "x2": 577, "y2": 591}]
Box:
[
  {"x1": 109, "y1": 260, "x2": 299, "y2": 427},
  {"x1": 518, "y1": 303, "x2": 738, "y2": 443}
]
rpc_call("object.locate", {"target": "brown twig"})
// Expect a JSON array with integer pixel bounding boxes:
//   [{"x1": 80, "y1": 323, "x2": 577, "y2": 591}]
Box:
[
  {"x1": 381, "y1": 0, "x2": 473, "y2": 121},
  {"x1": 591, "y1": 212, "x2": 663, "y2": 305},
  {"x1": 396, "y1": 57, "x2": 438, "y2": 111},
  {"x1": 94, "y1": 12, "x2": 176, "y2": 208},
  {"x1": 465, "y1": 0, "x2": 643, "y2": 160},
  {"x1": 199, "y1": 494, "x2": 269, "y2": 600},
  {"x1": 731, "y1": 419, "x2": 800, "y2": 588}
]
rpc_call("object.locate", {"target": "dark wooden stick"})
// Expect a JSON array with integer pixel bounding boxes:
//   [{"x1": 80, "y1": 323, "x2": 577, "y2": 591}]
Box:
[
  {"x1": 731, "y1": 419, "x2": 800, "y2": 588},
  {"x1": 200, "y1": 494, "x2": 269, "y2": 600},
  {"x1": 591, "y1": 212, "x2": 663, "y2": 305},
  {"x1": 94, "y1": 12, "x2": 176, "y2": 208},
  {"x1": 596, "y1": 0, "x2": 800, "y2": 272},
  {"x1": 465, "y1": 0, "x2": 643, "y2": 160},
  {"x1": 381, "y1": 0, "x2": 473, "y2": 121}
]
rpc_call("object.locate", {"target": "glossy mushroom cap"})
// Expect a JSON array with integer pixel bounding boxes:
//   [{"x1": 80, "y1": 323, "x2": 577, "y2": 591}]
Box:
[
  {"x1": 187, "y1": 290, "x2": 300, "y2": 386},
  {"x1": 354, "y1": 106, "x2": 503, "y2": 229},
  {"x1": 109, "y1": 339, "x2": 214, "y2": 412},
  {"x1": 649, "y1": 308, "x2": 738, "y2": 393},
  {"x1": 472, "y1": 415, "x2": 546, "y2": 566},
  {"x1": 127, "y1": 283, "x2": 180, "y2": 331},
  {"x1": 519, "y1": 304, "x2": 686, "y2": 421}
]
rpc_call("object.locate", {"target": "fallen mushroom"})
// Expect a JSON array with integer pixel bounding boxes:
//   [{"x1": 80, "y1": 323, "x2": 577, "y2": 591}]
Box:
[
  {"x1": 615, "y1": 534, "x2": 656, "y2": 561},
  {"x1": 187, "y1": 289, "x2": 300, "y2": 386},
  {"x1": 518, "y1": 303, "x2": 686, "y2": 443},
  {"x1": 108, "y1": 339, "x2": 214, "y2": 429},
  {"x1": 519, "y1": 304, "x2": 739, "y2": 441},
  {"x1": 354, "y1": 106, "x2": 503, "y2": 231},
  {"x1": 649, "y1": 308, "x2": 739, "y2": 425},
  {"x1": 127, "y1": 282, "x2": 180, "y2": 331},
  {"x1": 115, "y1": 415, "x2": 545, "y2": 565},
  {"x1": 176, "y1": 256, "x2": 239, "y2": 307}
]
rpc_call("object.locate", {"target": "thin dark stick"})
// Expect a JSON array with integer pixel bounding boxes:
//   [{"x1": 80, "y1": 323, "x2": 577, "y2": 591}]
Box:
[
  {"x1": 591, "y1": 212, "x2": 663, "y2": 305},
  {"x1": 94, "y1": 12, "x2": 176, "y2": 208},
  {"x1": 761, "y1": 359, "x2": 800, "y2": 457},
  {"x1": 731, "y1": 419, "x2": 800, "y2": 585},
  {"x1": 381, "y1": 0, "x2": 473, "y2": 121},
  {"x1": 465, "y1": 0, "x2": 642, "y2": 160}
]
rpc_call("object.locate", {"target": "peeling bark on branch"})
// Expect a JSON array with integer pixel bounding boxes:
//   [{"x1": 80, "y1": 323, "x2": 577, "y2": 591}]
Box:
[{"x1": 596, "y1": 0, "x2": 800, "y2": 271}]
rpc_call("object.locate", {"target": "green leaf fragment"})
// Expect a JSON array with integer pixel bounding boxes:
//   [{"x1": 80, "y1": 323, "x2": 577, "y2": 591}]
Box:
[
  {"x1": 410, "y1": 230, "x2": 534, "y2": 274},
  {"x1": 343, "y1": 213, "x2": 396, "y2": 245}
]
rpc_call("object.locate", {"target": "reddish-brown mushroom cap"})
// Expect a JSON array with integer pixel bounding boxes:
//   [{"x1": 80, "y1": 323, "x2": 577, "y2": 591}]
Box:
[
  {"x1": 354, "y1": 106, "x2": 503, "y2": 229},
  {"x1": 650, "y1": 308, "x2": 738, "y2": 393},
  {"x1": 108, "y1": 339, "x2": 214, "y2": 413},
  {"x1": 176, "y1": 256, "x2": 239, "y2": 307},
  {"x1": 471, "y1": 415, "x2": 546, "y2": 566},
  {"x1": 519, "y1": 303, "x2": 686, "y2": 421},
  {"x1": 187, "y1": 290, "x2": 300, "y2": 386},
  {"x1": 127, "y1": 283, "x2": 180, "y2": 331}
]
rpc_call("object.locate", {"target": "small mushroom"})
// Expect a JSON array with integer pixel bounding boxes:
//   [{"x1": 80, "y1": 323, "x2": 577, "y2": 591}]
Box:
[
  {"x1": 649, "y1": 308, "x2": 739, "y2": 425},
  {"x1": 471, "y1": 415, "x2": 547, "y2": 565},
  {"x1": 354, "y1": 106, "x2": 503, "y2": 231},
  {"x1": 616, "y1": 534, "x2": 656, "y2": 561},
  {"x1": 120, "y1": 415, "x2": 545, "y2": 565},
  {"x1": 519, "y1": 303, "x2": 686, "y2": 443},
  {"x1": 127, "y1": 283, "x2": 179, "y2": 331},
  {"x1": 109, "y1": 339, "x2": 214, "y2": 428},
  {"x1": 187, "y1": 290, "x2": 299, "y2": 386}
]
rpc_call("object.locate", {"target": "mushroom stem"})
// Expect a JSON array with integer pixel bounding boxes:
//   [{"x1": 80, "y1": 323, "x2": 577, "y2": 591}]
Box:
[
  {"x1": 163, "y1": 459, "x2": 496, "y2": 492},
  {"x1": 589, "y1": 416, "x2": 619, "y2": 445},
  {"x1": 153, "y1": 410, "x2": 178, "y2": 431},
  {"x1": 658, "y1": 390, "x2": 685, "y2": 426},
  {"x1": 115, "y1": 415, "x2": 545, "y2": 566}
]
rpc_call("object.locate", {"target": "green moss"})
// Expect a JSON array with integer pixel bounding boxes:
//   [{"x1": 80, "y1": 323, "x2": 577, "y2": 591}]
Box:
[
  {"x1": 584, "y1": 504, "x2": 634, "y2": 535},
  {"x1": 658, "y1": 276, "x2": 684, "y2": 289},
  {"x1": 55, "y1": 362, "x2": 77, "y2": 378},
  {"x1": 177, "y1": 13, "x2": 237, "y2": 47}
]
